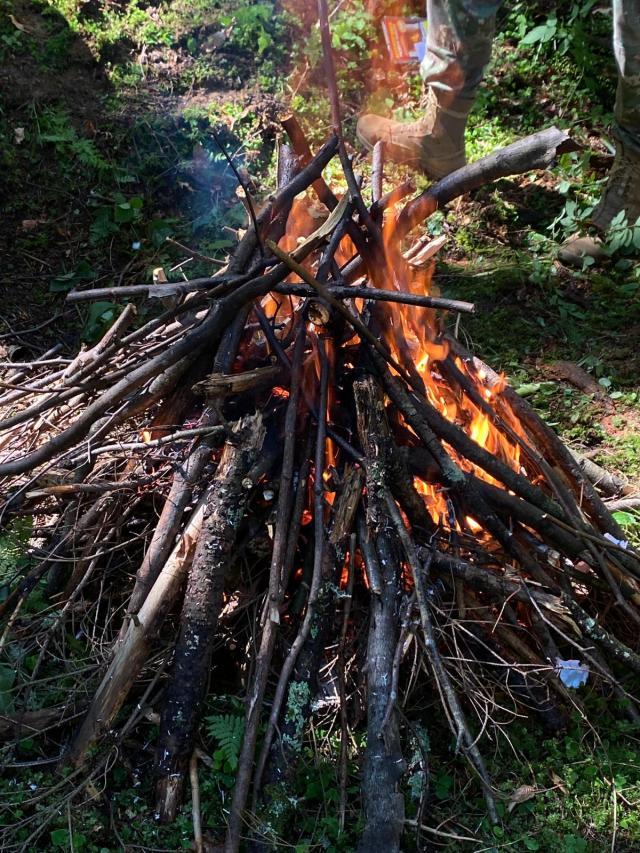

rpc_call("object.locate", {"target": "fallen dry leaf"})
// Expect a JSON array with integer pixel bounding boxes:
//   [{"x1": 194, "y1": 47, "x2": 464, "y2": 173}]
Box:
[
  {"x1": 9, "y1": 14, "x2": 31, "y2": 32},
  {"x1": 507, "y1": 783, "x2": 539, "y2": 813},
  {"x1": 84, "y1": 780, "x2": 101, "y2": 801},
  {"x1": 21, "y1": 218, "x2": 45, "y2": 231},
  {"x1": 551, "y1": 770, "x2": 569, "y2": 795}
]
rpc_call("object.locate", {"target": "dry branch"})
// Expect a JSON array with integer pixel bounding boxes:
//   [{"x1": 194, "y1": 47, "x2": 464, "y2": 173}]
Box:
[
  {"x1": 354, "y1": 376, "x2": 405, "y2": 852},
  {"x1": 155, "y1": 414, "x2": 265, "y2": 820}
]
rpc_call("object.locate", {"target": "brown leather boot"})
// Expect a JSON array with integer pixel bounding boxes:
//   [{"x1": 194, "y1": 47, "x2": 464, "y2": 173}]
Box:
[
  {"x1": 356, "y1": 89, "x2": 473, "y2": 179},
  {"x1": 559, "y1": 143, "x2": 640, "y2": 266}
]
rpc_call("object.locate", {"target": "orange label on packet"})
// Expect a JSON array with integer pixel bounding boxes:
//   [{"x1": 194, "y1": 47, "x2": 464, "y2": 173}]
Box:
[{"x1": 381, "y1": 16, "x2": 428, "y2": 64}]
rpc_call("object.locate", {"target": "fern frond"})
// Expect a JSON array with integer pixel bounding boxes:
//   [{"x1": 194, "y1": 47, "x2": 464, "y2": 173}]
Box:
[{"x1": 206, "y1": 713, "x2": 244, "y2": 770}]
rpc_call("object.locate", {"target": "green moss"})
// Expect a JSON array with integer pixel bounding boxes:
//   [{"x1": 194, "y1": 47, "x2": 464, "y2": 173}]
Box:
[{"x1": 282, "y1": 680, "x2": 311, "y2": 752}]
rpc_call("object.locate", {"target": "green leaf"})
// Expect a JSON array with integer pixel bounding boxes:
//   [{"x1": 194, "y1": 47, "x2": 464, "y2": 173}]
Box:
[
  {"x1": 522, "y1": 23, "x2": 555, "y2": 45},
  {"x1": 305, "y1": 778, "x2": 323, "y2": 799},
  {"x1": 90, "y1": 208, "x2": 118, "y2": 244},
  {"x1": 524, "y1": 839, "x2": 540, "y2": 851},
  {"x1": 206, "y1": 238, "x2": 235, "y2": 251},
  {"x1": 148, "y1": 219, "x2": 174, "y2": 248},
  {"x1": 82, "y1": 301, "x2": 121, "y2": 343},
  {"x1": 613, "y1": 511, "x2": 637, "y2": 526},
  {"x1": 206, "y1": 714, "x2": 244, "y2": 771},
  {"x1": 114, "y1": 203, "x2": 134, "y2": 224},
  {"x1": 49, "y1": 271, "x2": 77, "y2": 293},
  {"x1": 515, "y1": 382, "x2": 541, "y2": 397},
  {"x1": 50, "y1": 261, "x2": 97, "y2": 293},
  {"x1": 257, "y1": 31, "x2": 272, "y2": 54},
  {"x1": 50, "y1": 829, "x2": 70, "y2": 847},
  {"x1": 563, "y1": 835, "x2": 588, "y2": 853},
  {"x1": 434, "y1": 772, "x2": 453, "y2": 800}
]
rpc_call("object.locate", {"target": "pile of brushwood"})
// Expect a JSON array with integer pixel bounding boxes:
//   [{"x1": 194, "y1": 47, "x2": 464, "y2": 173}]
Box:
[{"x1": 2, "y1": 113, "x2": 640, "y2": 851}]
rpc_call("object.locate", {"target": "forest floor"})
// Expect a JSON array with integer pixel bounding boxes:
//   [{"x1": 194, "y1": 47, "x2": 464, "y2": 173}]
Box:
[{"x1": 2, "y1": 0, "x2": 640, "y2": 850}]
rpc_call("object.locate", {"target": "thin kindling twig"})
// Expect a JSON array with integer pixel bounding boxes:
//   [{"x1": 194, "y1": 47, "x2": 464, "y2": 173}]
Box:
[
  {"x1": 338, "y1": 532, "x2": 356, "y2": 833},
  {"x1": 371, "y1": 141, "x2": 384, "y2": 205},
  {"x1": 273, "y1": 282, "x2": 475, "y2": 313},
  {"x1": 189, "y1": 751, "x2": 204, "y2": 853},
  {"x1": 384, "y1": 491, "x2": 498, "y2": 823},
  {"x1": 211, "y1": 127, "x2": 264, "y2": 256},
  {"x1": 317, "y1": 0, "x2": 341, "y2": 133}
]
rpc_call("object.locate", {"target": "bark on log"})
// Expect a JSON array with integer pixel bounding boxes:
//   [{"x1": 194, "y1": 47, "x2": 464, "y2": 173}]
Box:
[
  {"x1": 354, "y1": 375, "x2": 405, "y2": 853},
  {"x1": 155, "y1": 414, "x2": 265, "y2": 821},
  {"x1": 397, "y1": 127, "x2": 578, "y2": 237},
  {"x1": 125, "y1": 434, "x2": 214, "y2": 621}
]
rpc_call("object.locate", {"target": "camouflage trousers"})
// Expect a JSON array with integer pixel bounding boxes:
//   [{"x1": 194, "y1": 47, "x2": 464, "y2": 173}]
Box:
[{"x1": 421, "y1": 1, "x2": 640, "y2": 152}]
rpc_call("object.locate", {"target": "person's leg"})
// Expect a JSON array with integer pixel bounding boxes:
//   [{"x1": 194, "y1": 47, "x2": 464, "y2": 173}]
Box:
[
  {"x1": 560, "y1": 0, "x2": 640, "y2": 264},
  {"x1": 357, "y1": 1, "x2": 501, "y2": 177},
  {"x1": 421, "y1": 0, "x2": 499, "y2": 100},
  {"x1": 612, "y1": 0, "x2": 640, "y2": 155}
]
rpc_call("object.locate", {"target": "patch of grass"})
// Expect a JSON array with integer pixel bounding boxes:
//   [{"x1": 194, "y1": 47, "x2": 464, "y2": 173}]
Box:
[{"x1": 597, "y1": 434, "x2": 640, "y2": 480}]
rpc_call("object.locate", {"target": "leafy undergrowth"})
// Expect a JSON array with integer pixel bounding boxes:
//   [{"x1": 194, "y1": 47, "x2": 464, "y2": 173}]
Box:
[
  {"x1": 3, "y1": 690, "x2": 640, "y2": 851},
  {"x1": 0, "y1": 0, "x2": 286, "y2": 342}
]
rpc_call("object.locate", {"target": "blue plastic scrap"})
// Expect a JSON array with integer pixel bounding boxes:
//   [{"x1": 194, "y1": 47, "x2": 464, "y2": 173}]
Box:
[{"x1": 554, "y1": 658, "x2": 589, "y2": 689}]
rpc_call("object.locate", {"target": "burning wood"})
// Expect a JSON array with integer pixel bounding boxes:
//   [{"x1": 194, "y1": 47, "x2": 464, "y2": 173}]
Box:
[{"x1": 1, "y1": 119, "x2": 638, "y2": 853}]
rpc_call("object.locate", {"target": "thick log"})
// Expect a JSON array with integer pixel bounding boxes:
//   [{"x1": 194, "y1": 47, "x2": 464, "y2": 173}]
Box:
[
  {"x1": 397, "y1": 127, "x2": 578, "y2": 237},
  {"x1": 354, "y1": 375, "x2": 405, "y2": 853},
  {"x1": 569, "y1": 449, "x2": 630, "y2": 497},
  {"x1": 155, "y1": 414, "x2": 265, "y2": 821}
]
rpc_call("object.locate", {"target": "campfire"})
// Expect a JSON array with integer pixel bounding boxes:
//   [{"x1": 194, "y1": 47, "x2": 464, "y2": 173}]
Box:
[{"x1": 2, "y1": 105, "x2": 640, "y2": 853}]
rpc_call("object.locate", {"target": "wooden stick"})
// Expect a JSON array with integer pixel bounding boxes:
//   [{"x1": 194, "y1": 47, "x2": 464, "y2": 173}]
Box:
[
  {"x1": 155, "y1": 414, "x2": 265, "y2": 820},
  {"x1": 397, "y1": 127, "x2": 578, "y2": 237},
  {"x1": 384, "y1": 503, "x2": 498, "y2": 823},
  {"x1": 67, "y1": 494, "x2": 208, "y2": 766},
  {"x1": 371, "y1": 141, "x2": 385, "y2": 205},
  {"x1": 125, "y1": 425, "x2": 217, "y2": 620},
  {"x1": 224, "y1": 326, "x2": 308, "y2": 853},
  {"x1": 189, "y1": 751, "x2": 204, "y2": 853},
  {"x1": 317, "y1": 0, "x2": 341, "y2": 132},
  {"x1": 354, "y1": 376, "x2": 405, "y2": 852},
  {"x1": 273, "y1": 283, "x2": 475, "y2": 313}
]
